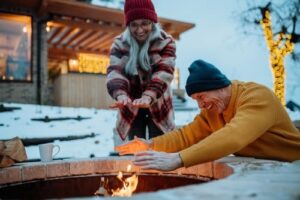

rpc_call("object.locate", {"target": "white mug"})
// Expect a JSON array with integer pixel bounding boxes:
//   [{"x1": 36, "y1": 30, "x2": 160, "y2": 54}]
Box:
[{"x1": 39, "y1": 143, "x2": 60, "y2": 162}]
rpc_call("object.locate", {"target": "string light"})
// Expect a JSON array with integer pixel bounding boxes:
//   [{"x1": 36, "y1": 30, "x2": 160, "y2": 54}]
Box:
[
  {"x1": 260, "y1": 11, "x2": 294, "y2": 105},
  {"x1": 22, "y1": 26, "x2": 27, "y2": 33}
]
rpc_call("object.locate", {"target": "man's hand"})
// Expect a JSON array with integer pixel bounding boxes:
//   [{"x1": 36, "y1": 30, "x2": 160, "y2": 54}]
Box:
[
  {"x1": 115, "y1": 136, "x2": 151, "y2": 155},
  {"x1": 132, "y1": 95, "x2": 152, "y2": 108},
  {"x1": 133, "y1": 151, "x2": 183, "y2": 171}
]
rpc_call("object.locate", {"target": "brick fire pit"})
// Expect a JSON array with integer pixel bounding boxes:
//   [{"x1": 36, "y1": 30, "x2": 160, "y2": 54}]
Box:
[
  {"x1": 0, "y1": 156, "x2": 232, "y2": 198},
  {"x1": 0, "y1": 156, "x2": 299, "y2": 199}
]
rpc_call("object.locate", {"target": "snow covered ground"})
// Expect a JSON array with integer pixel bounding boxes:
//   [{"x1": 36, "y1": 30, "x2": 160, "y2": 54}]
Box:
[
  {"x1": 0, "y1": 102, "x2": 299, "y2": 161},
  {"x1": 0, "y1": 103, "x2": 199, "y2": 160}
]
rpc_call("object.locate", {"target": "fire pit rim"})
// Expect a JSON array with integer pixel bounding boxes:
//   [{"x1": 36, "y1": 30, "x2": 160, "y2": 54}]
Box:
[{"x1": 0, "y1": 157, "x2": 233, "y2": 188}]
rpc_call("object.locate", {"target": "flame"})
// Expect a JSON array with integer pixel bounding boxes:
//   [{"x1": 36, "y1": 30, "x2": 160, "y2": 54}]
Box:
[
  {"x1": 95, "y1": 164, "x2": 138, "y2": 197},
  {"x1": 111, "y1": 172, "x2": 138, "y2": 197},
  {"x1": 127, "y1": 164, "x2": 132, "y2": 172}
]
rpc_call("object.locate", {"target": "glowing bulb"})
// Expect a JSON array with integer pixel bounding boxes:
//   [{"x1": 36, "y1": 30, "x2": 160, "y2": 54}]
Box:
[{"x1": 22, "y1": 27, "x2": 27, "y2": 33}]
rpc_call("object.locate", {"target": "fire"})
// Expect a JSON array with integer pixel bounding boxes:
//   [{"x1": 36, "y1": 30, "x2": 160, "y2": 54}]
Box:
[
  {"x1": 127, "y1": 164, "x2": 132, "y2": 172},
  {"x1": 111, "y1": 171, "x2": 138, "y2": 197},
  {"x1": 95, "y1": 164, "x2": 138, "y2": 197}
]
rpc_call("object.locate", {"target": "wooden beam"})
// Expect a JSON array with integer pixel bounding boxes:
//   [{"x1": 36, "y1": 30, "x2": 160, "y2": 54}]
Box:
[
  {"x1": 37, "y1": 0, "x2": 48, "y2": 17},
  {"x1": 86, "y1": 32, "x2": 111, "y2": 49},
  {"x1": 73, "y1": 30, "x2": 98, "y2": 49},
  {"x1": 92, "y1": 34, "x2": 116, "y2": 51},
  {"x1": 65, "y1": 30, "x2": 92, "y2": 48},
  {"x1": 46, "y1": 0, "x2": 124, "y2": 25},
  {"x1": 53, "y1": 27, "x2": 79, "y2": 47},
  {"x1": 47, "y1": 18, "x2": 124, "y2": 34},
  {"x1": 1, "y1": 0, "x2": 195, "y2": 42},
  {"x1": 46, "y1": 0, "x2": 195, "y2": 37},
  {"x1": 77, "y1": 31, "x2": 104, "y2": 48},
  {"x1": 159, "y1": 18, "x2": 195, "y2": 34},
  {"x1": 62, "y1": 29, "x2": 85, "y2": 48},
  {"x1": 84, "y1": 32, "x2": 107, "y2": 49},
  {"x1": 48, "y1": 47, "x2": 76, "y2": 59},
  {"x1": 47, "y1": 26, "x2": 64, "y2": 43},
  {"x1": 0, "y1": 0, "x2": 40, "y2": 10},
  {"x1": 170, "y1": 32, "x2": 180, "y2": 40}
]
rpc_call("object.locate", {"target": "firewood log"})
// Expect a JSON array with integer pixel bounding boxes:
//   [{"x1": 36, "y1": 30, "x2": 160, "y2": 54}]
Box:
[{"x1": 0, "y1": 137, "x2": 27, "y2": 167}]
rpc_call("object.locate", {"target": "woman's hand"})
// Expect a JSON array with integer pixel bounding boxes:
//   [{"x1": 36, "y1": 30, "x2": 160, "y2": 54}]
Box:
[
  {"x1": 111, "y1": 95, "x2": 152, "y2": 108},
  {"x1": 133, "y1": 151, "x2": 183, "y2": 171},
  {"x1": 111, "y1": 95, "x2": 132, "y2": 108},
  {"x1": 115, "y1": 136, "x2": 151, "y2": 155},
  {"x1": 132, "y1": 95, "x2": 152, "y2": 108}
]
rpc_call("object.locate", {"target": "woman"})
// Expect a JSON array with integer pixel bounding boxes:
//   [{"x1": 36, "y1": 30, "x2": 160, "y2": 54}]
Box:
[{"x1": 106, "y1": 0, "x2": 176, "y2": 142}]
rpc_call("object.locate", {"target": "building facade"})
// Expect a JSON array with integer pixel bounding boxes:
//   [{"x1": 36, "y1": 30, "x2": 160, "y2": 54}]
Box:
[{"x1": 0, "y1": 0, "x2": 194, "y2": 108}]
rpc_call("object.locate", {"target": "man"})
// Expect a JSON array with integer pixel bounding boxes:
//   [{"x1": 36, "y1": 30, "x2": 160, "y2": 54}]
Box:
[{"x1": 115, "y1": 59, "x2": 300, "y2": 171}]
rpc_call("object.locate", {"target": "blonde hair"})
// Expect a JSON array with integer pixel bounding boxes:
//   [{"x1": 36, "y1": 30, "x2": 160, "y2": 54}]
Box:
[{"x1": 123, "y1": 23, "x2": 162, "y2": 75}]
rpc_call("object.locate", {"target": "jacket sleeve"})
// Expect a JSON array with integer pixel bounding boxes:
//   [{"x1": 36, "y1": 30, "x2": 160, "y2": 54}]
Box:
[
  {"x1": 152, "y1": 112, "x2": 212, "y2": 152},
  {"x1": 143, "y1": 37, "x2": 176, "y2": 101},
  {"x1": 106, "y1": 39, "x2": 130, "y2": 100},
  {"x1": 179, "y1": 86, "x2": 276, "y2": 167}
]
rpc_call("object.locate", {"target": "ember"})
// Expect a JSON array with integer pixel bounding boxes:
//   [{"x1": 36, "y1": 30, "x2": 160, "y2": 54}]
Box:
[{"x1": 95, "y1": 165, "x2": 138, "y2": 197}]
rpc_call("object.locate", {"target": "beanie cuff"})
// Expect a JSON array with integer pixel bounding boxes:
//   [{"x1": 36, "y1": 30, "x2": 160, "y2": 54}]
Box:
[
  {"x1": 185, "y1": 79, "x2": 231, "y2": 96},
  {"x1": 125, "y1": 9, "x2": 158, "y2": 25}
]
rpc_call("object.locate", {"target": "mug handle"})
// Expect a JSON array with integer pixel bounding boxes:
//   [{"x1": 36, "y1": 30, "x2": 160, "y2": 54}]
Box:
[{"x1": 53, "y1": 145, "x2": 60, "y2": 158}]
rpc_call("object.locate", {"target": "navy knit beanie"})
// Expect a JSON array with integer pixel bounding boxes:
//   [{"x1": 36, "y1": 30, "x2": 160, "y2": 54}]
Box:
[{"x1": 185, "y1": 60, "x2": 231, "y2": 96}]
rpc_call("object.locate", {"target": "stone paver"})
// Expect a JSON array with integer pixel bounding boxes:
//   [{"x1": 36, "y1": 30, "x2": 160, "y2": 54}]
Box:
[
  {"x1": 22, "y1": 163, "x2": 46, "y2": 181},
  {"x1": 0, "y1": 166, "x2": 22, "y2": 184},
  {"x1": 69, "y1": 160, "x2": 94, "y2": 175},
  {"x1": 47, "y1": 161, "x2": 70, "y2": 178}
]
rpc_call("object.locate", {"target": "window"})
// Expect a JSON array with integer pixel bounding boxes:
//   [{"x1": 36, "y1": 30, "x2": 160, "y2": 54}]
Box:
[{"x1": 0, "y1": 13, "x2": 32, "y2": 82}]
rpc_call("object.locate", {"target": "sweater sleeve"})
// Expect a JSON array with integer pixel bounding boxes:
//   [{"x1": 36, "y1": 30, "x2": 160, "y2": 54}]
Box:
[
  {"x1": 106, "y1": 39, "x2": 130, "y2": 100},
  {"x1": 152, "y1": 113, "x2": 212, "y2": 152},
  {"x1": 179, "y1": 86, "x2": 276, "y2": 167},
  {"x1": 143, "y1": 37, "x2": 176, "y2": 101}
]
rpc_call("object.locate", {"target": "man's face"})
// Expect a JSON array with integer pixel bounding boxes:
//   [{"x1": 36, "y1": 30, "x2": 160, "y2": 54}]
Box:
[
  {"x1": 191, "y1": 89, "x2": 227, "y2": 114},
  {"x1": 129, "y1": 19, "x2": 153, "y2": 43}
]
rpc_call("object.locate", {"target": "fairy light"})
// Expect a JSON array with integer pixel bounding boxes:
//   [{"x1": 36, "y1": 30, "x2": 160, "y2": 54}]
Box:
[
  {"x1": 46, "y1": 26, "x2": 51, "y2": 32},
  {"x1": 22, "y1": 26, "x2": 27, "y2": 33},
  {"x1": 260, "y1": 11, "x2": 294, "y2": 105}
]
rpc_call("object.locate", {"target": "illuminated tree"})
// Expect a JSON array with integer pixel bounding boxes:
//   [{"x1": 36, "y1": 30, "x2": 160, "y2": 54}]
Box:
[
  {"x1": 240, "y1": 0, "x2": 300, "y2": 105},
  {"x1": 260, "y1": 10, "x2": 294, "y2": 104}
]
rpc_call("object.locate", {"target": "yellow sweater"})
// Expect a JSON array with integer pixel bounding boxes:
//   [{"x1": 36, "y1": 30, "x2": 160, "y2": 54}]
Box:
[{"x1": 153, "y1": 81, "x2": 300, "y2": 167}]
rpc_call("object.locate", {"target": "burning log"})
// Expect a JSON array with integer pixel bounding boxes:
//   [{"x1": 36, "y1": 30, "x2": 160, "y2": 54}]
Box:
[{"x1": 95, "y1": 165, "x2": 139, "y2": 197}]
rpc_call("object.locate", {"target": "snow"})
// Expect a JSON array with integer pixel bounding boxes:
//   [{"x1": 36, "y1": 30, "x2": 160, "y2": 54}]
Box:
[
  {"x1": 0, "y1": 103, "x2": 199, "y2": 160},
  {"x1": 1, "y1": 102, "x2": 299, "y2": 161}
]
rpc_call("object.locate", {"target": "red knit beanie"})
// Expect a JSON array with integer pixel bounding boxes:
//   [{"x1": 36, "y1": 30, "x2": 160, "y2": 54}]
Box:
[{"x1": 124, "y1": 0, "x2": 158, "y2": 25}]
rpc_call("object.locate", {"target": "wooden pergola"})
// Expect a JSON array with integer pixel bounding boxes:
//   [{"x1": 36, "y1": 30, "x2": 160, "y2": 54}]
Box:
[{"x1": 0, "y1": 0, "x2": 195, "y2": 60}]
